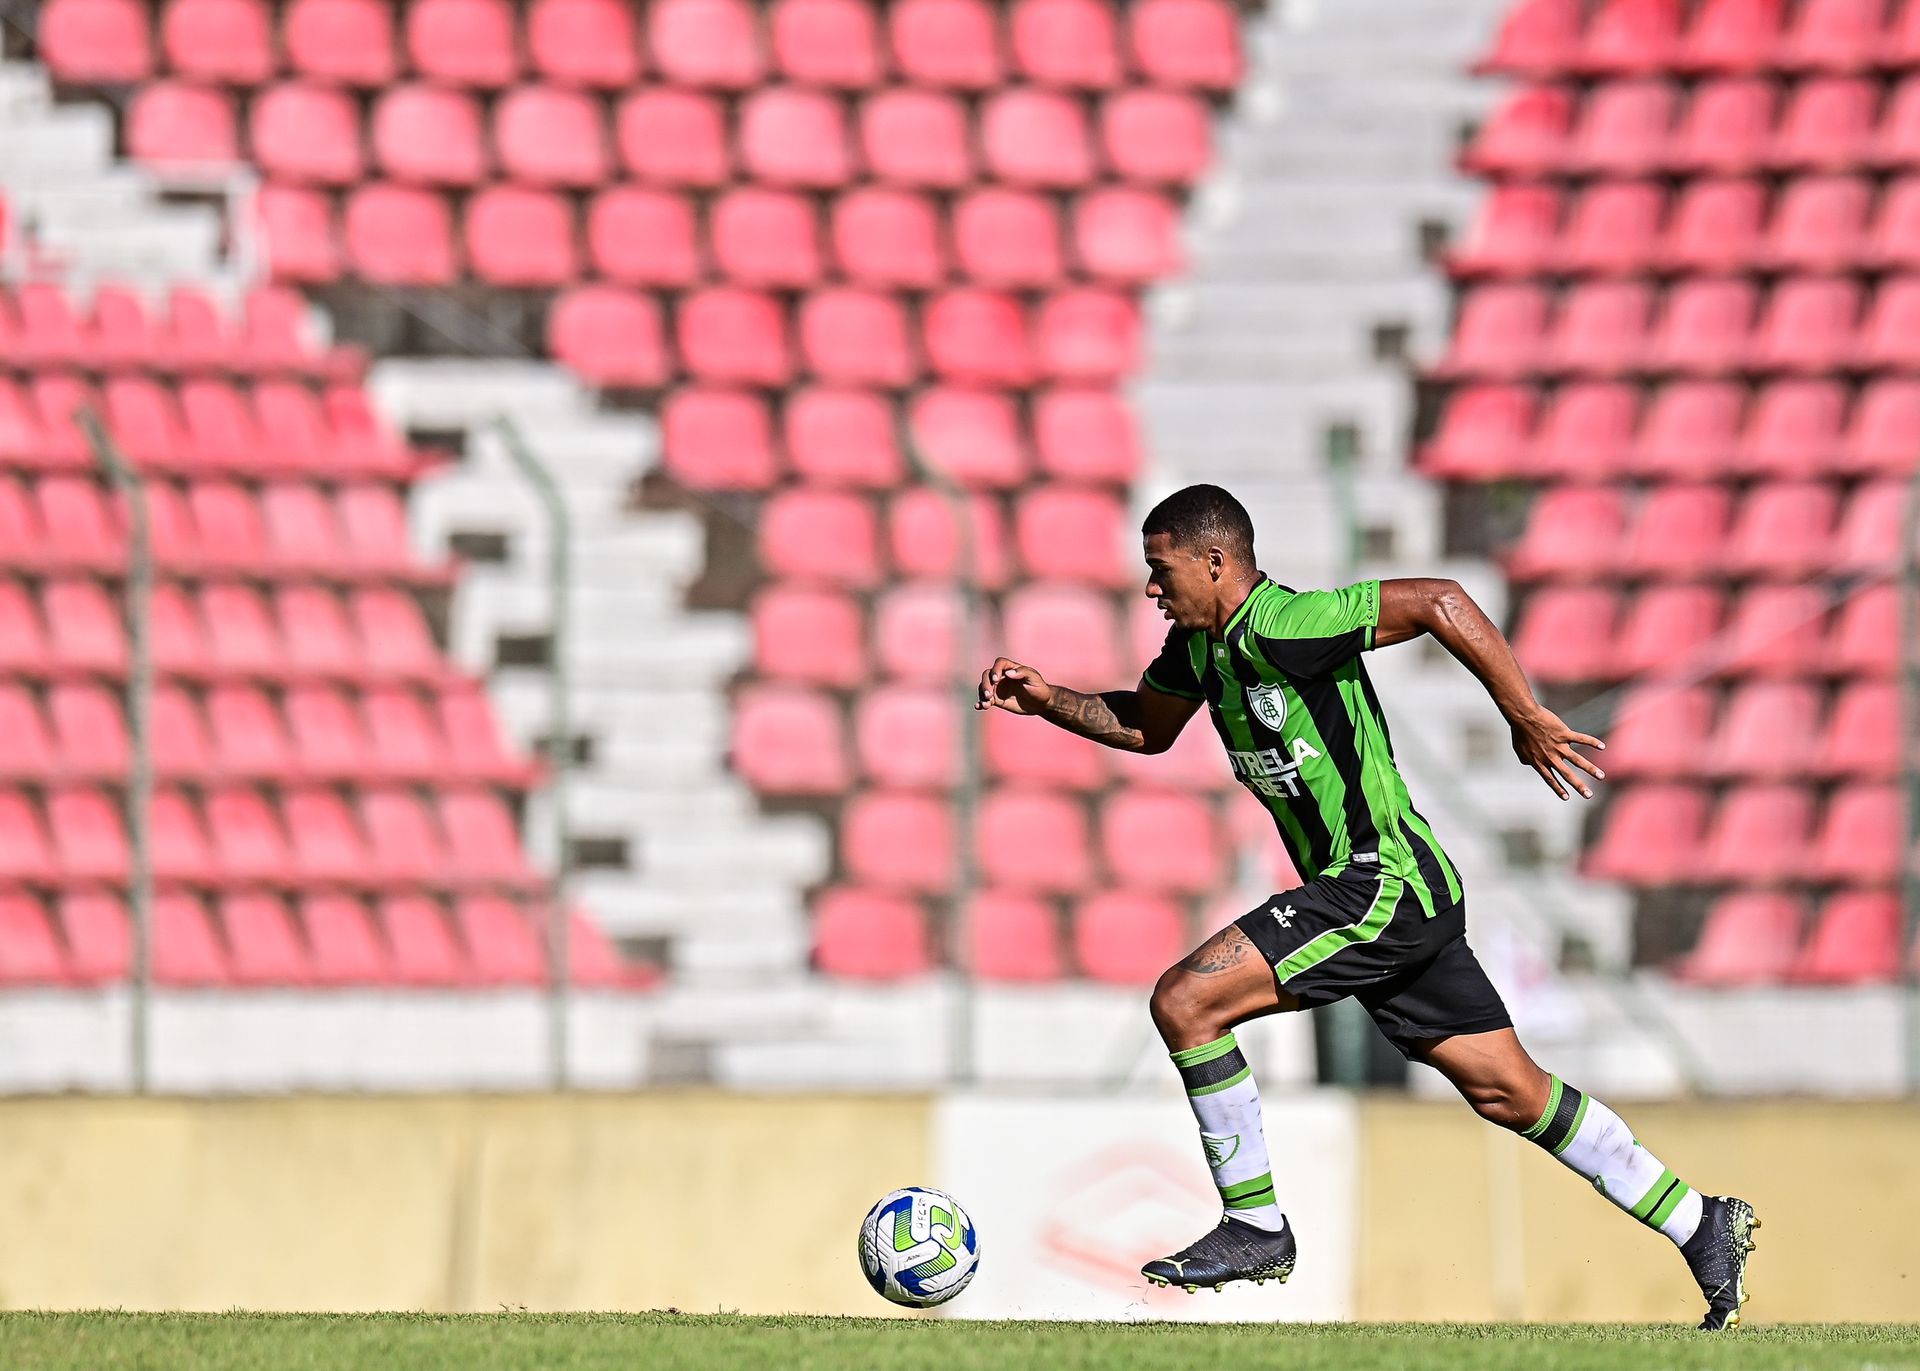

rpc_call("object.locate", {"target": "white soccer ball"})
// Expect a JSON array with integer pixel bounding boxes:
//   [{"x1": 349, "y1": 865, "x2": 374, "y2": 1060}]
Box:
[{"x1": 857, "y1": 1186, "x2": 981, "y2": 1308}]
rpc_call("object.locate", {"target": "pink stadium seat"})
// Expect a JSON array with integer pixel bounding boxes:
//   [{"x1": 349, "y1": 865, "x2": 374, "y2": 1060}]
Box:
[
  {"x1": 1462, "y1": 86, "x2": 1574, "y2": 177},
  {"x1": 207, "y1": 682, "x2": 296, "y2": 777},
  {"x1": 968, "y1": 889, "x2": 1063, "y2": 981},
  {"x1": 437, "y1": 684, "x2": 530, "y2": 785},
  {"x1": 908, "y1": 386, "x2": 1028, "y2": 488},
  {"x1": 150, "y1": 583, "x2": 210, "y2": 674},
  {"x1": 1833, "y1": 479, "x2": 1908, "y2": 573},
  {"x1": 1794, "y1": 890, "x2": 1901, "y2": 985},
  {"x1": 1623, "y1": 483, "x2": 1733, "y2": 578},
  {"x1": 372, "y1": 86, "x2": 487, "y2": 185},
  {"x1": 344, "y1": 184, "x2": 457, "y2": 285},
  {"x1": 363, "y1": 687, "x2": 446, "y2": 779},
  {"x1": 1723, "y1": 480, "x2": 1840, "y2": 578},
  {"x1": 1075, "y1": 890, "x2": 1185, "y2": 983},
  {"x1": 733, "y1": 683, "x2": 848, "y2": 791},
  {"x1": 162, "y1": 285, "x2": 235, "y2": 373},
  {"x1": 0, "y1": 685, "x2": 55, "y2": 780},
  {"x1": 889, "y1": 0, "x2": 1000, "y2": 88},
  {"x1": 200, "y1": 581, "x2": 282, "y2": 674},
  {"x1": 1102, "y1": 790, "x2": 1220, "y2": 894},
  {"x1": 152, "y1": 893, "x2": 230, "y2": 987},
  {"x1": 923, "y1": 289, "x2": 1034, "y2": 387},
  {"x1": 1418, "y1": 384, "x2": 1535, "y2": 479},
  {"x1": 1871, "y1": 75, "x2": 1920, "y2": 166},
  {"x1": 128, "y1": 81, "x2": 240, "y2": 169},
  {"x1": 40, "y1": 0, "x2": 153, "y2": 83},
  {"x1": 1576, "y1": 0, "x2": 1682, "y2": 75},
  {"x1": 87, "y1": 284, "x2": 158, "y2": 370},
  {"x1": 54, "y1": 891, "x2": 129, "y2": 983},
  {"x1": 842, "y1": 791, "x2": 954, "y2": 891},
  {"x1": 1771, "y1": 76, "x2": 1875, "y2": 169},
  {"x1": 856, "y1": 685, "x2": 958, "y2": 788},
  {"x1": 1506, "y1": 486, "x2": 1625, "y2": 580},
  {"x1": 1759, "y1": 175, "x2": 1869, "y2": 271},
  {"x1": 548, "y1": 287, "x2": 670, "y2": 388},
  {"x1": 1475, "y1": 0, "x2": 1580, "y2": 76},
  {"x1": 616, "y1": 89, "x2": 730, "y2": 185},
  {"x1": 1034, "y1": 386, "x2": 1142, "y2": 482},
  {"x1": 49, "y1": 786, "x2": 126, "y2": 879},
  {"x1": 1035, "y1": 290, "x2": 1138, "y2": 382},
  {"x1": 255, "y1": 185, "x2": 341, "y2": 283},
  {"x1": 1128, "y1": 0, "x2": 1240, "y2": 90},
  {"x1": 495, "y1": 85, "x2": 610, "y2": 188},
  {"x1": 1843, "y1": 378, "x2": 1920, "y2": 475},
  {"x1": 1676, "y1": 0, "x2": 1783, "y2": 72},
  {"x1": 300, "y1": 894, "x2": 394, "y2": 985},
  {"x1": 859, "y1": 87, "x2": 973, "y2": 188},
  {"x1": 798, "y1": 289, "x2": 912, "y2": 386},
  {"x1": 252, "y1": 379, "x2": 333, "y2": 471},
  {"x1": 190, "y1": 480, "x2": 271, "y2": 570},
  {"x1": 662, "y1": 387, "x2": 779, "y2": 490},
  {"x1": 1672, "y1": 78, "x2": 1776, "y2": 173},
  {"x1": 1567, "y1": 80, "x2": 1677, "y2": 175},
  {"x1": 405, "y1": 0, "x2": 518, "y2": 86},
  {"x1": 1628, "y1": 381, "x2": 1740, "y2": 478},
  {"x1": 832, "y1": 188, "x2": 945, "y2": 288},
  {"x1": 12, "y1": 283, "x2": 86, "y2": 369},
  {"x1": 1557, "y1": 182, "x2": 1661, "y2": 276},
  {"x1": 1703, "y1": 681, "x2": 1820, "y2": 779},
  {"x1": 1779, "y1": 0, "x2": 1887, "y2": 72},
  {"x1": 1074, "y1": 187, "x2": 1183, "y2": 283},
  {"x1": 752, "y1": 585, "x2": 865, "y2": 686},
  {"x1": 1004, "y1": 583, "x2": 1119, "y2": 682},
  {"x1": 759, "y1": 487, "x2": 881, "y2": 586},
  {"x1": 45, "y1": 578, "x2": 125, "y2": 673},
  {"x1": 150, "y1": 787, "x2": 217, "y2": 880},
  {"x1": 772, "y1": 0, "x2": 882, "y2": 87},
  {"x1": 1529, "y1": 382, "x2": 1635, "y2": 480},
  {"x1": 1101, "y1": 88, "x2": 1211, "y2": 185},
  {"x1": 1512, "y1": 585, "x2": 1619, "y2": 683},
  {"x1": 351, "y1": 587, "x2": 441, "y2": 680},
  {"x1": 979, "y1": 786, "x2": 1091, "y2": 892},
  {"x1": 1721, "y1": 584, "x2": 1829, "y2": 677},
  {"x1": 285, "y1": 0, "x2": 395, "y2": 85},
  {"x1": 740, "y1": 86, "x2": 852, "y2": 187},
  {"x1": 377, "y1": 895, "x2": 466, "y2": 984},
  {"x1": 1658, "y1": 176, "x2": 1765, "y2": 273},
  {"x1": 1013, "y1": 0, "x2": 1120, "y2": 88},
  {"x1": 1603, "y1": 684, "x2": 1712, "y2": 779},
  {"x1": 650, "y1": 0, "x2": 765, "y2": 88},
  {"x1": 1678, "y1": 892, "x2": 1803, "y2": 986},
  {"x1": 1865, "y1": 177, "x2": 1920, "y2": 269},
  {"x1": 1751, "y1": 276, "x2": 1859, "y2": 373},
  {"x1": 785, "y1": 385, "x2": 902, "y2": 487},
  {"x1": 453, "y1": 896, "x2": 545, "y2": 985},
  {"x1": 1829, "y1": 583, "x2": 1895, "y2": 677},
  {"x1": 162, "y1": 0, "x2": 272, "y2": 83},
  {"x1": 49, "y1": 682, "x2": 127, "y2": 778},
  {"x1": 1857, "y1": 275, "x2": 1920, "y2": 370},
  {"x1": 982, "y1": 703, "x2": 1107, "y2": 788},
  {"x1": 284, "y1": 684, "x2": 369, "y2": 777},
  {"x1": 23, "y1": 374, "x2": 94, "y2": 470},
  {"x1": 335, "y1": 484, "x2": 412, "y2": 572},
  {"x1": 1734, "y1": 379, "x2": 1844, "y2": 479},
  {"x1": 873, "y1": 583, "x2": 988, "y2": 684},
  {"x1": 1584, "y1": 782, "x2": 1707, "y2": 883},
  {"x1": 219, "y1": 894, "x2": 310, "y2": 986},
  {"x1": 1014, "y1": 484, "x2": 1130, "y2": 586},
  {"x1": 359, "y1": 789, "x2": 446, "y2": 882},
  {"x1": 465, "y1": 185, "x2": 578, "y2": 286},
  {"x1": 677, "y1": 288, "x2": 791, "y2": 386},
  {"x1": 1435, "y1": 284, "x2": 1549, "y2": 379},
  {"x1": 564, "y1": 908, "x2": 644, "y2": 989},
  {"x1": 150, "y1": 684, "x2": 213, "y2": 776},
  {"x1": 953, "y1": 189, "x2": 1065, "y2": 288},
  {"x1": 588, "y1": 187, "x2": 700, "y2": 286},
  {"x1": 0, "y1": 893, "x2": 67, "y2": 985},
  {"x1": 711, "y1": 187, "x2": 824, "y2": 288},
  {"x1": 981, "y1": 89, "x2": 1094, "y2": 189},
  {"x1": 1806, "y1": 783, "x2": 1901, "y2": 882},
  {"x1": 1548, "y1": 279, "x2": 1653, "y2": 375},
  {"x1": 1647, "y1": 278, "x2": 1756, "y2": 375},
  {"x1": 887, "y1": 488, "x2": 1012, "y2": 586},
  {"x1": 0, "y1": 791, "x2": 55, "y2": 882},
  {"x1": 527, "y1": 0, "x2": 643, "y2": 87},
  {"x1": 37, "y1": 475, "x2": 121, "y2": 569},
  {"x1": 107, "y1": 374, "x2": 190, "y2": 469},
  {"x1": 1816, "y1": 679, "x2": 1897, "y2": 777},
  {"x1": 1894, "y1": 0, "x2": 1920, "y2": 63},
  {"x1": 814, "y1": 887, "x2": 933, "y2": 978}
]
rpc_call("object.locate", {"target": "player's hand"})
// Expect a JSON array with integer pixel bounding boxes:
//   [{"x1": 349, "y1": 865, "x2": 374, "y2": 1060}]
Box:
[
  {"x1": 1510, "y1": 705, "x2": 1605, "y2": 801},
  {"x1": 976, "y1": 658, "x2": 1054, "y2": 715}
]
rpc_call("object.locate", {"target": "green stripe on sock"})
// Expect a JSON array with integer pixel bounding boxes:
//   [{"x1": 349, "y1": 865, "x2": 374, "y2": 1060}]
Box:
[
  {"x1": 1187, "y1": 1065, "x2": 1252, "y2": 1097},
  {"x1": 1630, "y1": 1168, "x2": 1680, "y2": 1222},
  {"x1": 1647, "y1": 1180, "x2": 1692, "y2": 1230},
  {"x1": 1221, "y1": 1173, "x2": 1275, "y2": 1208},
  {"x1": 1523, "y1": 1077, "x2": 1565, "y2": 1141},
  {"x1": 1550, "y1": 1090, "x2": 1591, "y2": 1157},
  {"x1": 1171, "y1": 1033, "x2": 1240, "y2": 1069}
]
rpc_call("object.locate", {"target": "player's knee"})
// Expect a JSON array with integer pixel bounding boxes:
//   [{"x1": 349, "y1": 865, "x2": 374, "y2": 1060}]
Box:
[
  {"x1": 1462, "y1": 1080, "x2": 1534, "y2": 1131},
  {"x1": 1149, "y1": 966, "x2": 1217, "y2": 1046}
]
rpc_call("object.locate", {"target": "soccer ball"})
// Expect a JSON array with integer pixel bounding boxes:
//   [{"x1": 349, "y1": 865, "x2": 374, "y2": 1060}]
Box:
[{"x1": 857, "y1": 1186, "x2": 980, "y2": 1308}]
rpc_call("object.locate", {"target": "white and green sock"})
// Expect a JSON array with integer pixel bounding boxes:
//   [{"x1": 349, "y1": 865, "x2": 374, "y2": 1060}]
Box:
[
  {"x1": 1170, "y1": 1032, "x2": 1285, "y2": 1232},
  {"x1": 1524, "y1": 1075, "x2": 1703, "y2": 1245}
]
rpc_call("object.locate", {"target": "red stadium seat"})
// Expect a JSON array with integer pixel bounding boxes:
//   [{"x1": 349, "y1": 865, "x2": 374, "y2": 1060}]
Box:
[
  {"x1": 200, "y1": 581, "x2": 284, "y2": 675},
  {"x1": 1870, "y1": 75, "x2": 1920, "y2": 167},
  {"x1": 616, "y1": 89, "x2": 730, "y2": 185},
  {"x1": 1723, "y1": 480, "x2": 1840, "y2": 578},
  {"x1": 1833, "y1": 479, "x2": 1908, "y2": 573},
  {"x1": 982, "y1": 702, "x2": 1108, "y2": 788},
  {"x1": 1829, "y1": 583, "x2": 1895, "y2": 677},
  {"x1": 1793, "y1": 890, "x2": 1901, "y2": 985},
  {"x1": 1557, "y1": 182, "x2": 1662, "y2": 276},
  {"x1": 1864, "y1": 177, "x2": 1920, "y2": 269},
  {"x1": 271, "y1": 585, "x2": 354, "y2": 677},
  {"x1": 1894, "y1": 0, "x2": 1920, "y2": 64},
  {"x1": 377, "y1": 895, "x2": 466, "y2": 984},
  {"x1": 1658, "y1": 176, "x2": 1765, "y2": 274},
  {"x1": 1567, "y1": 80, "x2": 1677, "y2": 175},
  {"x1": 1576, "y1": 0, "x2": 1682, "y2": 75},
  {"x1": 48, "y1": 786, "x2": 125, "y2": 879},
  {"x1": 454, "y1": 896, "x2": 545, "y2": 985},
  {"x1": 1074, "y1": 188, "x2": 1183, "y2": 283},
  {"x1": 149, "y1": 683, "x2": 213, "y2": 776},
  {"x1": 86, "y1": 284, "x2": 157, "y2": 370},
  {"x1": 1857, "y1": 275, "x2": 1920, "y2": 370},
  {"x1": 908, "y1": 386, "x2": 1028, "y2": 488},
  {"x1": 649, "y1": 0, "x2": 765, "y2": 88},
  {"x1": 1629, "y1": 381, "x2": 1740, "y2": 478},
  {"x1": 1528, "y1": 382, "x2": 1635, "y2": 480},
  {"x1": 1003, "y1": 583, "x2": 1119, "y2": 681},
  {"x1": 1843, "y1": 378, "x2": 1920, "y2": 475},
  {"x1": 351, "y1": 587, "x2": 442, "y2": 680},
  {"x1": 832, "y1": 188, "x2": 945, "y2": 289},
  {"x1": 0, "y1": 791, "x2": 55, "y2": 882},
  {"x1": 856, "y1": 685, "x2": 958, "y2": 788},
  {"x1": 162, "y1": 0, "x2": 273, "y2": 84},
  {"x1": 54, "y1": 891, "x2": 129, "y2": 983},
  {"x1": 37, "y1": 475, "x2": 121, "y2": 569},
  {"x1": 1461, "y1": 86, "x2": 1574, "y2": 177},
  {"x1": 284, "y1": 684, "x2": 369, "y2": 778},
  {"x1": 148, "y1": 583, "x2": 209, "y2": 674},
  {"x1": 842, "y1": 792, "x2": 953, "y2": 891},
  {"x1": 771, "y1": 0, "x2": 882, "y2": 87},
  {"x1": 798, "y1": 289, "x2": 912, "y2": 386},
  {"x1": 464, "y1": 185, "x2": 578, "y2": 286},
  {"x1": 1676, "y1": 0, "x2": 1783, "y2": 73},
  {"x1": 1816, "y1": 679, "x2": 1897, "y2": 777},
  {"x1": 1759, "y1": 175, "x2": 1869, "y2": 271},
  {"x1": 49, "y1": 682, "x2": 128, "y2": 778},
  {"x1": 677, "y1": 288, "x2": 791, "y2": 386},
  {"x1": 494, "y1": 85, "x2": 610, "y2": 188},
  {"x1": 1034, "y1": 386, "x2": 1143, "y2": 482},
  {"x1": 1476, "y1": 0, "x2": 1580, "y2": 76},
  {"x1": 1102, "y1": 790, "x2": 1220, "y2": 893},
  {"x1": 1584, "y1": 782, "x2": 1708, "y2": 884},
  {"x1": 587, "y1": 187, "x2": 699, "y2": 286},
  {"x1": 1013, "y1": 0, "x2": 1121, "y2": 89},
  {"x1": 1735, "y1": 379, "x2": 1845, "y2": 479},
  {"x1": 1678, "y1": 892, "x2": 1803, "y2": 985},
  {"x1": 759, "y1": 487, "x2": 881, "y2": 586},
  {"x1": 859, "y1": 88, "x2": 973, "y2": 188},
  {"x1": 1779, "y1": 0, "x2": 1887, "y2": 72},
  {"x1": 1101, "y1": 88, "x2": 1211, "y2": 185},
  {"x1": 285, "y1": 0, "x2": 396, "y2": 86},
  {"x1": 1128, "y1": 0, "x2": 1240, "y2": 90},
  {"x1": 1418, "y1": 384, "x2": 1535, "y2": 479},
  {"x1": 739, "y1": 86, "x2": 853, "y2": 187},
  {"x1": 41, "y1": 0, "x2": 152, "y2": 82},
  {"x1": 219, "y1": 894, "x2": 310, "y2": 986},
  {"x1": 363, "y1": 687, "x2": 447, "y2": 779},
  {"x1": 1604, "y1": 684, "x2": 1713, "y2": 779},
  {"x1": 873, "y1": 583, "x2": 986, "y2": 684},
  {"x1": 1075, "y1": 890, "x2": 1185, "y2": 983},
  {"x1": 190, "y1": 481, "x2": 271, "y2": 569},
  {"x1": 1703, "y1": 681, "x2": 1821, "y2": 779},
  {"x1": 1806, "y1": 783, "x2": 1901, "y2": 882},
  {"x1": 0, "y1": 893, "x2": 67, "y2": 985},
  {"x1": 255, "y1": 184, "x2": 341, "y2": 283},
  {"x1": 887, "y1": 488, "x2": 1012, "y2": 585},
  {"x1": 405, "y1": 0, "x2": 518, "y2": 86},
  {"x1": 1647, "y1": 278, "x2": 1756, "y2": 375},
  {"x1": 1623, "y1": 483, "x2": 1733, "y2": 578},
  {"x1": 661, "y1": 387, "x2": 778, "y2": 490},
  {"x1": 300, "y1": 894, "x2": 395, "y2": 984},
  {"x1": 284, "y1": 785, "x2": 373, "y2": 879},
  {"x1": 889, "y1": 0, "x2": 1000, "y2": 89},
  {"x1": 359, "y1": 791, "x2": 447, "y2": 882},
  {"x1": 1437, "y1": 283, "x2": 1549, "y2": 379},
  {"x1": 923, "y1": 289, "x2": 1033, "y2": 387},
  {"x1": 1014, "y1": 484, "x2": 1130, "y2": 586},
  {"x1": 151, "y1": 787, "x2": 218, "y2": 880},
  {"x1": 0, "y1": 685, "x2": 55, "y2": 781},
  {"x1": 979, "y1": 786, "x2": 1091, "y2": 892},
  {"x1": 1750, "y1": 276, "x2": 1859, "y2": 373},
  {"x1": 752, "y1": 584, "x2": 865, "y2": 686},
  {"x1": 1721, "y1": 584, "x2": 1829, "y2": 676},
  {"x1": 1548, "y1": 279, "x2": 1653, "y2": 375},
  {"x1": 335, "y1": 484, "x2": 412, "y2": 572},
  {"x1": 1512, "y1": 585, "x2": 1619, "y2": 682},
  {"x1": 981, "y1": 89, "x2": 1095, "y2": 188},
  {"x1": 711, "y1": 187, "x2": 824, "y2": 288},
  {"x1": 1035, "y1": 290, "x2": 1138, "y2": 383},
  {"x1": 344, "y1": 184, "x2": 457, "y2": 285},
  {"x1": 548, "y1": 287, "x2": 670, "y2": 389},
  {"x1": 785, "y1": 385, "x2": 902, "y2": 487},
  {"x1": 1507, "y1": 486, "x2": 1625, "y2": 580},
  {"x1": 968, "y1": 889, "x2": 1064, "y2": 981},
  {"x1": 46, "y1": 579, "x2": 125, "y2": 673},
  {"x1": 1770, "y1": 76, "x2": 1875, "y2": 169},
  {"x1": 1672, "y1": 78, "x2": 1775, "y2": 173},
  {"x1": 814, "y1": 887, "x2": 933, "y2": 977},
  {"x1": 527, "y1": 0, "x2": 643, "y2": 88},
  {"x1": 952, "y1": 189, "x2": 1065, "y2": 288},
  {"x1": 207, "y1": 682, "x2": 296, "y2": 777},
  {"x1": 128, "y1": 81, "x2": 239, "y2": 170},
  {"x1": 152, "y1": 893, "x2": 230, "y2": 986}
]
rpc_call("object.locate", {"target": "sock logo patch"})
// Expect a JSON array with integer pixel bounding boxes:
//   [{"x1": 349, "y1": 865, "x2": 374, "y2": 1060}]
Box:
[{"x1": 1201, "y1": 1133, "x2": 1240, "y2": 1169}]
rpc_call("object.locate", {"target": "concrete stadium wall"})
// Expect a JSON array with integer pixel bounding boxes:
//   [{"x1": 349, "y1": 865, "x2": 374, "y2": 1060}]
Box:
[{"x1": 0, "y1": 1093, "x2": 1910, "y2": 1321}]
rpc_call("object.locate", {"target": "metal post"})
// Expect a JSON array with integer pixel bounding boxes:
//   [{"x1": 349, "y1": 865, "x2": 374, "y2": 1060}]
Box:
[
  {"x1": 492, "y1": 417, "x2": 574, "y2": 1091},
  {"x1": 77, "y1": 408, "x2": 152, "y2": 1094},
  {"x1": 1901, "y1": 464, "x2": 1920, "y2": 1093},
  {"x1": 1324, "y1": 425, "x2": 1372, "y2": 1085}
]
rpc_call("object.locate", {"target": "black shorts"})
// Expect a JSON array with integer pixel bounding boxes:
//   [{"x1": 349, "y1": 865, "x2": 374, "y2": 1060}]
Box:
[{"x1": 1233, "y1": 869, "x2": 1512, "y2": 1059}]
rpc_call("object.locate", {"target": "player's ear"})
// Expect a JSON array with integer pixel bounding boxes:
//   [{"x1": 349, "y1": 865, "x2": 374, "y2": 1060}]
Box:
[{"x1": 1207, "y1": 546, "x2": 1224, "y2": 579}]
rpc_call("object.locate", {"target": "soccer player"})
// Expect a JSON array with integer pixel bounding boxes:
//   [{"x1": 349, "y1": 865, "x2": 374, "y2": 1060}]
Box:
[{"x1": 977, "y1": 484, "x2": 1759, "y2": 1330}]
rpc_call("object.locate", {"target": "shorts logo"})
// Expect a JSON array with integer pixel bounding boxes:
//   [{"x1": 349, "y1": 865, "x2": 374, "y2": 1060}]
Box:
[
  {"x1": 1268, "y1": 903, "x2": 1295, "y2": 928},
  {"x1": 1245, "y1": 683, "x2": 1288, "y2": 731}
]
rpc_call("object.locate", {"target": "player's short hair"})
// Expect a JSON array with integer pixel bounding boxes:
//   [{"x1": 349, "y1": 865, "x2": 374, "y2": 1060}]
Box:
[{"x1": 1141, "y1": 484, "x2": 1255, "y2": 563}]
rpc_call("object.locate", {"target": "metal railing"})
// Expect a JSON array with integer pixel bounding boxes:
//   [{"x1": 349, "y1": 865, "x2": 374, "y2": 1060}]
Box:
[{"x1": 1902, "y1": 457, "x2": 1920, "y2": 1093}]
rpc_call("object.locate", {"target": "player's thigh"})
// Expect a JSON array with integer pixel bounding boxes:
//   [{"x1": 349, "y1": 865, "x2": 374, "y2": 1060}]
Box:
[
  {"x1": 1149, "y1": 924, "x2": 1300, "y2": 1049},
  {"x1": 1413, "y1": 1028, "x2": 1552, "y2": 1128}
]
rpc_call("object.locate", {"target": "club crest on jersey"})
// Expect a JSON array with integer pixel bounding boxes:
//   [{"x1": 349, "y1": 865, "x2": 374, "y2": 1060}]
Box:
[{"x1": 1245, "y1": 683, "x2": 1288, "y2": 731}]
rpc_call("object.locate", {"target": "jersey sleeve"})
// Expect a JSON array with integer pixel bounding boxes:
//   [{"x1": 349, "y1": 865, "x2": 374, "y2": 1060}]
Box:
[
  {"x1": 1141, "y1": 626, "x2": 1205, "y2": 700},
  {"x1": 1248, "y1": 580, "x2": 1381, "y2": 677}
]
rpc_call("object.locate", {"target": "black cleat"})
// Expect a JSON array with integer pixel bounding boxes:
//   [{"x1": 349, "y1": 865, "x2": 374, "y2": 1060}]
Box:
[
  {"x1": 1681, "y1": 1195, "x2": 1760, "y2": 1330},
  {"x1": 1141, "y1": 1214, "x2": 1297, "y2": 1293}
]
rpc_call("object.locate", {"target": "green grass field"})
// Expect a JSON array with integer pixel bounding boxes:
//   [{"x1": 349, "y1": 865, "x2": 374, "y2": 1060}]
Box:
[{"x1": 2, "y1": 1313, "x2": 1917, "y2": 1371}]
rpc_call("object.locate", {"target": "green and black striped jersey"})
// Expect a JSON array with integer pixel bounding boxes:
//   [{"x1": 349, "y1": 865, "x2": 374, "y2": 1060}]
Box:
[{"x1": 1143, "y1": 576, "x2": 1464, "y2": 917}]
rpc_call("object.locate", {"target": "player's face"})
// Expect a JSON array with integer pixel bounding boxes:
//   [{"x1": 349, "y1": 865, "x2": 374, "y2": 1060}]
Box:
[{"x1": 1143, "y1": 532, "x2": 1213, "y2": 631}]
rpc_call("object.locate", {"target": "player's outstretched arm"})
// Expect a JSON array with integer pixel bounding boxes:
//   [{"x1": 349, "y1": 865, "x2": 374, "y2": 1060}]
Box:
[
  {"x1": 1375, "y1": 578, "x2": 1606, "y2": 801},
  {"x1": 974, "y1": 657, "x2": 1198, "y2": 753}
]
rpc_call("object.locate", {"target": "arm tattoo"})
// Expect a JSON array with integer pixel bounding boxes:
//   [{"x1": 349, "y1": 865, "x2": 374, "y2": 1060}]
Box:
[
  {"x1": 1039, "y1": 686, "x2": 1147, "y2": 751},
  {"x1": 1178, "y1": 927, "x2": 1255, "y2": 977}
]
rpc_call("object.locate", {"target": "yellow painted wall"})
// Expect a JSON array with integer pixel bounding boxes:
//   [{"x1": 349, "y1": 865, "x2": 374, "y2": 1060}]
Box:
[
  {"x1": 0, "y1": 1095, "x2": 928, "y2": 1314},
  {"x1": 1357, "y1": 1098, "x2": 1920, "y2": 1323}
]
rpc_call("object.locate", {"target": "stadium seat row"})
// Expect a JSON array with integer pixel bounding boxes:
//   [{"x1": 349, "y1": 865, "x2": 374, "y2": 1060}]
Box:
[
  {"x1": 138, "y1": 80, "x2": 1214, "y2": 190},
  {"x1": 0, "y1": 783, "x2": 533, "y2": 887},
  {"x1": 258, "y1": 183, "x2": 1183, "y2": 288},
  {"x1": 1679, "y1": 888, "x2": 1913, "y2": 986},
  {"x1": 1452, "y1": 176, "x2": 1920, "y2": 279},
  {"x1": 1480, "y1": 0, "x2": 1920, "y2": 80},
  {"x1": 1469, "y1": 75, "x2": 1920, "y2": 177},
  {"x1": 0, "y1": 679, "x2": 531, "y2": 785},
  {"x1": 1606, "y1": 678, "x2": 1900, "y2": 780},
  {"x1": 1512, "y1": 579, "x2": 1896, "y2": 681},
  {"x1": 1421, "y1": 378, "x2": 1920, "y2": 479},
  {"x1": 0, "y1": 888, "x2": 649, "y2": 988},
  {"x1": 42, "y1": 0, "x2": 1241, "y2": 94},
  {"x1": 1586, "y1": 779, "x2": 1903, "y2": 885},
  {"x1": 1505, "y1": 477, "x2": 1913, "y2": 580}
]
